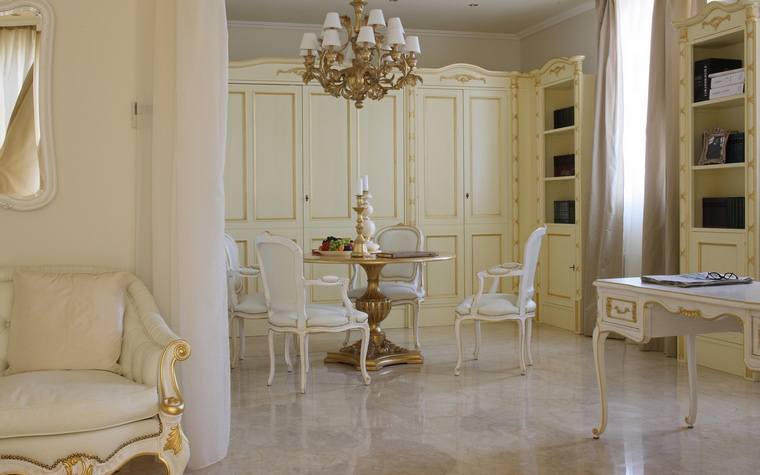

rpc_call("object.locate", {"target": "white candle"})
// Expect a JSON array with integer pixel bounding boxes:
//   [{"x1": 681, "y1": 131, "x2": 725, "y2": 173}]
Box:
[
  {"x1": 363, "y1": 175, "x2": 369, "y2": 191},
  {"x1": 358, "y1": 177, "x2": 364, "y2": 195}
]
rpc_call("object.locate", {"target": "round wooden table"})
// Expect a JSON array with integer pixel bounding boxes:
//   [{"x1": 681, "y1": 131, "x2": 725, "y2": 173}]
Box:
[{"x1": 304, "y1": 252, "x2": 455, "y2": 370}]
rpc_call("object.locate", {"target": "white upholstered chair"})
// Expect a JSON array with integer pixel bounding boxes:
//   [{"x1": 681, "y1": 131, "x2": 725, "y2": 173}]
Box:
[
  {"x1": 224, "y1": 233, "x2": 268, "y2": 368},
  {"x1": 454, "y1": 226, "x2": 546, "y2": 376},
  {"x1": 347, "y1": 225, "x2": 426, "y2": 348},
  {"x1": 255, "y1": 233, "x2": 371, "y2": 394}
]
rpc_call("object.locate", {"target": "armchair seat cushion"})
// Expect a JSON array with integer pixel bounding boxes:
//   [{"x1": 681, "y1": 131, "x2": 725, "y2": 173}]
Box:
[
  {"x1": 235, "y1": 291, "x2": 267, "y2": 315},
  {"x1": 270, "y1": 304, "x2": 368, "y2": 328},
  {"x1": 348, "y1": 282, "x2": 424, "y2": 301},
  {"x1": 455, "y1": 293, "x2": 536, "y2": 317},
  {"x1": 0, "y1": 370, "x2": 157, "y2": 439}
]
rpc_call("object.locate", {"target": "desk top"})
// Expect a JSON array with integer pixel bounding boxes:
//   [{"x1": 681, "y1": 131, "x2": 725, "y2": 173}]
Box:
[
  {"x1": 595, "y1": 277, "x2": 760, "y2": 305},
  {"x1": 304, "y1": 252, "x2": 455, "y2": 265}
]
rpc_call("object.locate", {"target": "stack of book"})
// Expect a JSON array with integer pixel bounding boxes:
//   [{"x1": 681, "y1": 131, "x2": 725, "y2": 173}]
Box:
[
  {"x1": 709, "y1": 67, "x2": 745, "y2": 100},
  {"x1": 694, "y1": 58, "x2": 742, "y2": 102},
  {"x1": 553, "y1": 107, "x2": 574, "y2": 129},
  {"x1": 553, "y1": 154, "x2": 575, "y2": 177},
  {"x1": 726, "y1": 132, "x2": 745, "y2": 163},
  {"x1": 703, "y1": 196, "x2": 744, "y2": 229},
  {"x1": 554, "y1": 200, "x2": 575, "y2": 224}
]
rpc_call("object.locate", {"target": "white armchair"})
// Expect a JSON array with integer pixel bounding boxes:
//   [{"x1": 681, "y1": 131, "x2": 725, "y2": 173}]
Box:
[
  {"x1": 454, "y1": 226, "x2": 546, "y2": 376},
  {"x1": 255, "y1": 233, "x2": 371, "y2": 394},
  {"x1": 0, "y1": 266, "x2": 190, "y2": 475}
]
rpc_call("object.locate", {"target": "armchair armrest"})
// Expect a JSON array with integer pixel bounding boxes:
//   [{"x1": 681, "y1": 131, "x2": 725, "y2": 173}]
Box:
[
  {"x1": 239, "y1": 265, "x2": 260, "y2": 277},
  {"x1": 305, "y1": 276, "x2": 360, "y2": 320}
]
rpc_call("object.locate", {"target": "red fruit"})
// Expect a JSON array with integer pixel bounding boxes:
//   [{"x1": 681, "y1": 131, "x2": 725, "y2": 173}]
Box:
[{"x1": 321, "y1": 242, "x2": 329, "y2": 251}]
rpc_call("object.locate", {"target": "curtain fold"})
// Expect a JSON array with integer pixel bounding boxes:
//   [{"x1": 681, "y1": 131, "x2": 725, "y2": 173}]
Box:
[
  {"x1": 0, "y1": 26, "x2": 36, "y2": 145},
  {"x1": 0, "y1": 64, "x2": 38, "y2": 197},
  {"x1": 582, "y1": 0, "x2": 625, "y2": 336},
  {"x1": 640, "y1": 0, "x2": 706, "y2": 354},
  {"x1": 136, "y1": 0, "x2": 230, "y2": 468}
]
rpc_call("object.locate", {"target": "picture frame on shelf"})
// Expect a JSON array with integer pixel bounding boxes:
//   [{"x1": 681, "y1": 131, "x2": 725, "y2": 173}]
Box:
[{"x1": 699, "y1": 125, "x2": 730, "y2": 165}]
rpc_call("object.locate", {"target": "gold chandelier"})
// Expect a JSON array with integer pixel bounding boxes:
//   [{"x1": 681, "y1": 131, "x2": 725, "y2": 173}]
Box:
[{"x1": 299, "y1": 0, "x2": 422, "y2": 109}]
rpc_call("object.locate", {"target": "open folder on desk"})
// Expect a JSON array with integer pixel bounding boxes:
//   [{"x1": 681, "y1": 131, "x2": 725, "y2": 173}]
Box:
[
  {"x1": 375, "y1": 251, "x2": 439, "y2": 259},
  {"x1": 641, "y1": 272, "x2": 753, "y2": 288}
]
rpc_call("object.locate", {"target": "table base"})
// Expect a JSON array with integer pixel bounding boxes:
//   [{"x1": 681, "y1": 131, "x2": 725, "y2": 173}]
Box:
[{"x1": 325, "y1": 338, "x2": 423, "y2": 371}]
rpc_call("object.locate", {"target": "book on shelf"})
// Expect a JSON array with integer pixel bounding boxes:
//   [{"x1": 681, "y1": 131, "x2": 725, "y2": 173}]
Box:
[
  {"x1": 709, "y1": 82, "x2": 744, "y2": 100},
  {"x1": 694, "y1": 58, "x2": 742, "y2": 102},
  {"x1": 553, "y1": 154, "x2": 575, "y2": 177},
  {"x1": 726, "y1": 132, "x2": 745, "y2": 163},
  {"x1": 553, "y1": 106, "x2": 574, "y2": 129},
  {"x1": 702, "y1": 197, "x2": 744, "y2": 229},
  {"x1": 553, "y1": 200, "x2": 575, "y2": 224},
  {"x1": 708, "y1": 67, "x2": 744, "y2": 87},
  {"x1": 375, "y1": 250, "x2": 439, "y2": 259}
]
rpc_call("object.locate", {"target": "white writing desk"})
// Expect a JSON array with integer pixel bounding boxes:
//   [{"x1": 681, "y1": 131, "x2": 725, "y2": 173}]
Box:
[{"x1": 592, "y1": 277, "x2": 760, "y2": 438}]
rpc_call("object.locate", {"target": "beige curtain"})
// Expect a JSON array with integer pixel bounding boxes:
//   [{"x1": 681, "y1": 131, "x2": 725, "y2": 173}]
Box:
[
  {"x1": 582, "y1": 0, "x2": 625, "y2": 335},
  {"x1": 0, "y1": 64, "x2": 38, "y2": 197},
  {"x1": 640, "y1": 0, "x2": 706, "y2": 353},
  {"x1": 135, "y1": 0, "x2": 230, "y2": 469}
]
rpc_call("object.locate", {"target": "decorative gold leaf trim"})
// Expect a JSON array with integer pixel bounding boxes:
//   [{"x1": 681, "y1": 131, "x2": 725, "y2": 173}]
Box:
[
  {"x1": 276, "y1": 67, "x2": 306, "y2": 78},
  {"x1": 679, "y1": 307, "x2": 703, "y2": 318},
  {"x1": 702, "y1": 14, "x2": 730, "y2": 31},
  {"x1": 64, "y1": 457, "x2": 94, "y2": 475},
  {"x1": 605, "y1": 298, "x2": 638, "y2": 323},
  {"x1": 549, "y1": 65, "x2": 565, "y2": 76},
  {"x1": 164, "y1": 425, "x2": 184, "y2": 455},
  {"x1": 440, "y1": 74, "x2": 486, "y2": 84}
]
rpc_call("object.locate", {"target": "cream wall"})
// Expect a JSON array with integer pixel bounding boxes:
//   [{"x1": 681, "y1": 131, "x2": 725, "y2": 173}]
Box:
[
  {"x1": 520, "y1": 9, "x2": 597, "y2": 73},
  {"x1": 228, "y1": 22, "x2": 522, "y2": 71},
  {"x1": 0, "y1": 0, "x2": 139, "y2": 270}
]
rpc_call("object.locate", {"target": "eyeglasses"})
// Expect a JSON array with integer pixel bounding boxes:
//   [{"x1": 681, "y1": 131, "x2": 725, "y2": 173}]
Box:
[{"x1": 706, "y1": 271, "x2": 738, "y2": 281}]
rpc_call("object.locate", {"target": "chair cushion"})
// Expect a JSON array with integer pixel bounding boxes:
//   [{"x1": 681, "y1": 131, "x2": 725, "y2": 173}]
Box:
[
  {"x1": 348, "y1": 283, "x2": 424, "y2": 301},
  {"x1": 455, "y1": 293, "x2": 536, "y2": 317},
  {"x1": 234, "y1": 291, "x2": 267, "y2": 315},
  {"x1": 5, "y1": 269, "x2": 127, "y2": 376},
  {"x1": 269, "y1": 304, "x2": 368, "y2": 328},
  {"x1": 0, "y1": 370, "x2": 158, "y2": 439}
]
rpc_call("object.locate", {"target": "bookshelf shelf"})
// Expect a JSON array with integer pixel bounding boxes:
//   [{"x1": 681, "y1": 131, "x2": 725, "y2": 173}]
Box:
[
  {"x1": 543, "y1": 126, "x2": 574, "y2": 136},
  {"x1": 692, "y1": 94, "x2": 745, "y2": 110},
  {"x1": 544, "y1": 176, "x2": 575, "y2": 182}
]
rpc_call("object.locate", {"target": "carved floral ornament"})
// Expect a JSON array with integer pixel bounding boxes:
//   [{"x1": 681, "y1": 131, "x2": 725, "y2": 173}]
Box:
[
  {"x1": 702, "y1": 14, "x2": 730, "y2": 31},
  {"x1": 440, "y1": 73, "x2": 486, "y2": 84}
]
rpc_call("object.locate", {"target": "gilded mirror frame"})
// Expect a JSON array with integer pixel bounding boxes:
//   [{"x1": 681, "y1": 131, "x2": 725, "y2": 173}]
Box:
[{"x1": 0, "y1": 0, "x2": 55, "y2": 210}]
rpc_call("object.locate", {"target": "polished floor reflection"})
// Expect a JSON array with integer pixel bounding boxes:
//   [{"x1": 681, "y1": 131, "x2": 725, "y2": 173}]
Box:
[{"x1": 120, "y1": 323, "x2": 760, "y2": 474}]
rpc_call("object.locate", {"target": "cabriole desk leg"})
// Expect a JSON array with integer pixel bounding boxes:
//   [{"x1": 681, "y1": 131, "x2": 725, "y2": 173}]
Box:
[{"x1": 592, "y1": 324, "x2": 610, "y2": 438}]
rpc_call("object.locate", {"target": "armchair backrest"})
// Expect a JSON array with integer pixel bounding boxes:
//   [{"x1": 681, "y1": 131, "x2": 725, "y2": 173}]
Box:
[
  {"x1": 255, "y1": 233, "x2": 307, "y2": 322},
  {"x1": 375, "y1": 225, "x2": 424, "y2": 285},
  {"x1": 517, "y1": 226, "x2": 547, "y2": 303},
  {"x1": 223, "y1": 233, "x2": 244, "y2": 294}
]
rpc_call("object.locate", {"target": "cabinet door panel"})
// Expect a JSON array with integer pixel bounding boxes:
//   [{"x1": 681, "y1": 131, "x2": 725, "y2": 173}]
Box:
[
  {"x1": 466, "y1": 226, "x2": 508, "y2": 296},
  {"x1": 689, "y1": 230, "x2": 747, "y2": 275},
  {"x1": 418, "y1": 89, "x2": 463, "y2": 227},
  {"x1": 304, "y1": 87, "x2": 354, "y2": 224},
  {"x1": 465, "y1": 91, "x2": 509, "y2": 223},
  {"x1": 424, "y1": 231, "x2": 463, "y2": 301},
  {"x1": 543, "y1": 227, "x2": 576, "y2": 302},
  {"x1": 253, "y1": 87, "x2": 302, "y2": 224},
  {"x1": 225, "y1": 87, "x2": 248, "y2": 222},
  {"x1": 357, "y1": 90, "x2": 405, "y2": 226}
]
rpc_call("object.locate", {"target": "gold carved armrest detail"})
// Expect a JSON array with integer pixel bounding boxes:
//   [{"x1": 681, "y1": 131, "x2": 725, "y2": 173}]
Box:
[{"x1": 160, "y1": 340, "x2": 191, "y2": 416}]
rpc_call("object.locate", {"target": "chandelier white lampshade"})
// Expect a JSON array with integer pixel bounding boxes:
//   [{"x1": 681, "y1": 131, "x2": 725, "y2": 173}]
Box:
[{"x1": 299, "y1": 0, "x2": 422, "y2": 109}]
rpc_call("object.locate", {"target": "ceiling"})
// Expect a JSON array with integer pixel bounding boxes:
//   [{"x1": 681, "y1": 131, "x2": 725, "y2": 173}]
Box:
[{"x1": 225, "y1": 0, "x2": 594, "y2": 36}]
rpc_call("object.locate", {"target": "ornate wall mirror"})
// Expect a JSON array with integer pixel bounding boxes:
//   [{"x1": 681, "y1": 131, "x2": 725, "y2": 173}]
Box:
[{"x1": 0, "y1": 0, "x2": 54, "y2": 210}]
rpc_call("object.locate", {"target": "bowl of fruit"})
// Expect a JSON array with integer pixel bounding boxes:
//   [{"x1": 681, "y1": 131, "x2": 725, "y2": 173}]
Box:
[{"x1": 312, "y1": 236, "x2": 354, "y2": 257}]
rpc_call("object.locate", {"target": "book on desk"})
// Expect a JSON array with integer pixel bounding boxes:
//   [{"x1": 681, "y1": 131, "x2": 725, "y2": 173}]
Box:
[
  {"x1": 375, "y1": 251, "x2": 439, "y2": 259},
  {"x1": 641, "y1": 272, "x2": 752, "y2": 288}
]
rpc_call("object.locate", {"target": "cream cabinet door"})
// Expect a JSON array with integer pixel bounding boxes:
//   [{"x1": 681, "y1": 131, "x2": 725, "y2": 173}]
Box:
[
  {"x1": 464, "y1": 90, "x2": 509, "y2": 226},
  {"x1": 225, "y1": 84, "x2": 303, "y2": 230},
  {"x1": 417, "y1": 88, "x2": 464, "y2": 228},
  {"x1": 539, "y1": 224, "x2": 577, "y2": 331}
]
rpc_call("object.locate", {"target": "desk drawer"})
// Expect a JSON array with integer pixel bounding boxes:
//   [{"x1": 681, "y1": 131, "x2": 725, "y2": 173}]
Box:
[{"x1": 601, "y1": 295, "x2": 639, "y2": 328}]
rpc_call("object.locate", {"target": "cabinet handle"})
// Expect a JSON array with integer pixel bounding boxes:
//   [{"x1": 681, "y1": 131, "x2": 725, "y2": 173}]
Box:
[
  {"x1": 466, "y1": 192, "x2": 470, "y2": 199},
  {"x1": 305, "y1": 195, "x2": 309, "y2": 202},
  {"x1": 569, "y1": 265, "x2": 576, "y2": 270}
]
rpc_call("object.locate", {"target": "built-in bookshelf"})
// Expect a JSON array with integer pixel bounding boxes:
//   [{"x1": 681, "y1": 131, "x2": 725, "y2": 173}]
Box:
[{"x1": 675, "y1": 1, "x2": 759, "y2": 380}]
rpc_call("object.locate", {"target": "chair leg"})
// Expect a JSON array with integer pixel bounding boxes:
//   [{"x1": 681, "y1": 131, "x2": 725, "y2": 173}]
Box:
[
  {"x1": 526, "y1": 317, "x2": 534, "y2": 366},
  {"x1": 299, "y1": 333, "x2": 308, "y2": 394},
  {"x1": 238, "y1": 318, "x2": 246, "y2": 361},
  {"x1": 304, "y1": 335, "x2": 310, "y2": 374},
  {"x1": 454, "y1": 316, "x2": 464, "y2": 376},
  {"x1": 412, "y1": 301, "x2": 421, "y2": 350},
  {"x1": 473, "y1": 320, "x2": 481, "y2": 359},
  {"x1": 267, "y1": 329, "x2": 276, "y2": 386},
  {"x1": 359, "y1": 326, "x2": 371, "y2": 386},
  {"x1": 517, "y1": 318, "x2": 526, "y2": 375},
  {"x1": 229, "y1": 317, "x2": 238, "y2": 369},
  {"x1": 284, "y1": 333, "x2": 293, "y2": 372},
  {"x1": 343, "y1": 329, "x2": 351, "y2": 347}
]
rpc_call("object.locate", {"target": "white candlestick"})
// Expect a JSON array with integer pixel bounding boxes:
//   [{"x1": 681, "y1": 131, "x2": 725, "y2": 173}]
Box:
[
  {"x1": 363, "y1": 175, "x2": 369, "y2": 191},
  {"x1": 357, "y1": 177, "x2": 364, "y2": 195}
]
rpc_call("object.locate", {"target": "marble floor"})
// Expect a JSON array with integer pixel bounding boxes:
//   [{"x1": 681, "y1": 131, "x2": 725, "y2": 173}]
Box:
[{"x1": 119, "y1": 323, "x2": 760, "y2": 474}]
